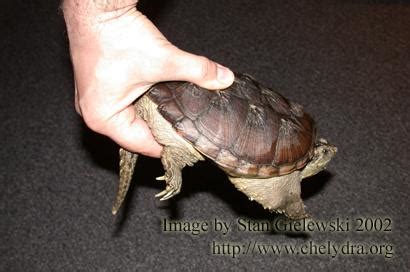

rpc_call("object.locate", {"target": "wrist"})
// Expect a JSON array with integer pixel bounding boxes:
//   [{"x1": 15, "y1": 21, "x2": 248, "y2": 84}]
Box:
[
  {"x1": 62, "y1": 0, "x2": 139, "y2": 48},
  {"x1": 62, "y1": 0, "x2": 139, "y2": 15},
  {"x1": 62, "y1": 0, "x2": 138, "y2": 35}
]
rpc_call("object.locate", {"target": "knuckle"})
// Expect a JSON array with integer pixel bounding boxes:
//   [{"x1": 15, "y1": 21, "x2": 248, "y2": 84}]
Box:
[
  {"x1": 78, "y1": 100, "x2": 108, "y2": 133},
  {"x1": 193, "y1": 56, "x2": 212, "y2": 80}
]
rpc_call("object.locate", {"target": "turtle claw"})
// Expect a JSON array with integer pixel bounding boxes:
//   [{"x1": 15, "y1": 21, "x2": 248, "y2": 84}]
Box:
[
  {"x1": 155, "y1": 189, "x2": 168, "y2": 198},
  {"x1": 155, "y1": 175, "x2": 179, "y2": 200},
  {"x1": 155, "y1": 186, "x2": 179, "y2": 200},
  {"x1": 160, "y1": 191, "x2": 176, "y2": 201}
]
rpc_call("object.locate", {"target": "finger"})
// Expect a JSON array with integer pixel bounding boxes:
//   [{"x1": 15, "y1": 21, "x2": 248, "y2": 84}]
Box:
[
  {"x1": 100, "y1": 105, "x2": 162, "y2": 157},
  {"x1": 170, "y1": 49, "x2": 235, "y2": 90},
  {"x1": 74, "y1": 81, "x2": 82, "y2": 116}
]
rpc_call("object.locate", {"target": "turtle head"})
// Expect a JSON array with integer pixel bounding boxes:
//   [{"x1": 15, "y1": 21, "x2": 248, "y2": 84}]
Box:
[
  {"x1": 315, "y1": 138, "x2": 337, "y2": 163},
  {"x1": 301, "y1": 138, "x2": 337, "y2": 179}
]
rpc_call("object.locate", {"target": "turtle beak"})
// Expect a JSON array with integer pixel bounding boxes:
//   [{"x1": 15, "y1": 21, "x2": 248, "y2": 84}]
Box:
[
  {"x1": 325, "y1": 144, "x2": 338, "y2": 159},
  {"x1": 327, "y1": 143, "x2": 337, "y2": 154},
  {"x1": 317, "y1": 138, "x2": 337, "y2": 154}
]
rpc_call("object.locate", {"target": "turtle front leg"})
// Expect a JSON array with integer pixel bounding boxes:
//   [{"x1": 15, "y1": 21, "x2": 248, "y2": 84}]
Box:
[
  {"x1": 229, "y1": 171, "x2": 308, "y2": 219},
  {"x1": 155, "y1": 145, "x2": 202, "y2": 201}
]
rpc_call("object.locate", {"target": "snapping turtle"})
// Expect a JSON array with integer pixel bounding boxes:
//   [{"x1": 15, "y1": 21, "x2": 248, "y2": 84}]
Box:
[{"x1": 112, "y1": 74, "x2": 336, "y2": 219}]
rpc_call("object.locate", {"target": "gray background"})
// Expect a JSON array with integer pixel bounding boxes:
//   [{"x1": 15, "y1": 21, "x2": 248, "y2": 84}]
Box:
[{"x1": 1, "y1": 0, "x2": 409, "y2": 270}]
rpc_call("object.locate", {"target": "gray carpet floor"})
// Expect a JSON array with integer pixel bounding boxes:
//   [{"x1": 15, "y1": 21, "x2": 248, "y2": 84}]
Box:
[{"x1": 1, "y1": 0, "x2": 409, "y2": 270}]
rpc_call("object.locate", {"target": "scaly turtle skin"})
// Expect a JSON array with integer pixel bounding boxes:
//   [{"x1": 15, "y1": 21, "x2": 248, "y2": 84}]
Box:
[{"x1": 112, "y1": 74, "x2": 337, "y2": 219}]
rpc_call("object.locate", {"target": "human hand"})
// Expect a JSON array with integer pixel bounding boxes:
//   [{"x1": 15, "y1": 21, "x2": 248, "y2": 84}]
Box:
[{"x1": 62, "y1": 1, "x2": 234, "y2": 157}]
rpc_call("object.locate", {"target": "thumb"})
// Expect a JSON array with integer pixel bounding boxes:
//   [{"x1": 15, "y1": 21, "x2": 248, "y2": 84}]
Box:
[{"x1": 171, "y1": 49, "x2": 235, "y2": 90}]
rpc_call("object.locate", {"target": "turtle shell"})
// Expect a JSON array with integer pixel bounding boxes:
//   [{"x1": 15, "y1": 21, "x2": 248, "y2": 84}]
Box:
[{"x1": 147, "y1": 73, "x2": 315, "y2": 178}]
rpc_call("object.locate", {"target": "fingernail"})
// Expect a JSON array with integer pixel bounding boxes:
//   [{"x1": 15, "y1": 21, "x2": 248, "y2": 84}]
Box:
[{"x1": 217, "y1": 64, "x2": 234, "y2": 86}]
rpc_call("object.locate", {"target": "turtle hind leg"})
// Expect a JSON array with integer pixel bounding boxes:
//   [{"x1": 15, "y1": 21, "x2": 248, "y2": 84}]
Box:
[
  {"x1": 155, "y1": 145, "x2": 203, "y2": 201},
  {"x1": 112, "y1": 148, "x2": 138, "y2": 215}
]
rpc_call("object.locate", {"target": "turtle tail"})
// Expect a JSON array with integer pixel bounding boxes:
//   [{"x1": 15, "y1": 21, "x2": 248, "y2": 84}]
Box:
[{"x1": 112, "y1": 148, "x2": 138, "y2": 215}]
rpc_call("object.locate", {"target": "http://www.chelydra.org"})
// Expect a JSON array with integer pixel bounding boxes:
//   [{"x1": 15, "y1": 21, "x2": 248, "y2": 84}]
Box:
[{"x1": 112, "y1": 73, "x2": 337, "y2": 219}]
